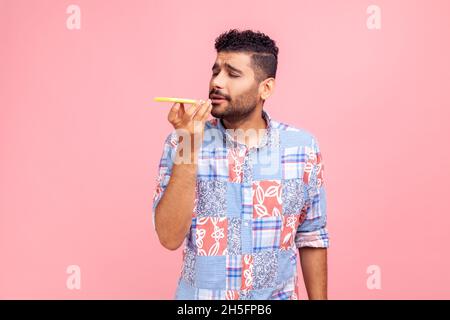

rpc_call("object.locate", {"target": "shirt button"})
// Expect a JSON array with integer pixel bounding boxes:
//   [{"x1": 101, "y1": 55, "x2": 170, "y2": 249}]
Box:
[{"x1": 243, "y1": 220, "x2": 250, "y2": 227}]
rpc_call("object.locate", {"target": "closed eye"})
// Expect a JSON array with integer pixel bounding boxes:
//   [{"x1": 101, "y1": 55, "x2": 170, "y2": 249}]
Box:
[{"x1": 212, "y1": 71, "x2": 240, "y2": 78}]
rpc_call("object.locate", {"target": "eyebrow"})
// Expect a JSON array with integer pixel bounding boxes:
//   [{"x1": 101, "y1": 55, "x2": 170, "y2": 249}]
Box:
[{"x1": 211, "y1": 62, "x2": 243, "y2": 75}]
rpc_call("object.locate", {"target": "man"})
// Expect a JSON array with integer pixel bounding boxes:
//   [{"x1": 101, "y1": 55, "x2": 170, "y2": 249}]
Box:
[{"x1": 152, "y1": 29, "x2": 329, "y2": 300}]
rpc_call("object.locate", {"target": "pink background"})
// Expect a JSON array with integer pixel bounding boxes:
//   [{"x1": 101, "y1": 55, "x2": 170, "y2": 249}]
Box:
[{"x1": 1, "y1": 0, "x2": 449, "y2": 299}]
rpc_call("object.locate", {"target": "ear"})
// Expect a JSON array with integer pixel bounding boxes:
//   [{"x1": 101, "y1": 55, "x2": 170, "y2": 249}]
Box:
[{"x1": 259, "y1": 78, "x2": 276, "y2": 101}]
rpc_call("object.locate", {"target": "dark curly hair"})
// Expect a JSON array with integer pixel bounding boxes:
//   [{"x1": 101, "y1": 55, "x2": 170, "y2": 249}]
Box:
[{"x1": 214, "y1": 29, "x2": 279, "y2": 83}]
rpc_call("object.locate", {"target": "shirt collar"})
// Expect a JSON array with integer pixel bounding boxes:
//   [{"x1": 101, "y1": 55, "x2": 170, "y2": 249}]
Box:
[{"x1": 216, "y1": 109, "x2": 274, "y2": 150}]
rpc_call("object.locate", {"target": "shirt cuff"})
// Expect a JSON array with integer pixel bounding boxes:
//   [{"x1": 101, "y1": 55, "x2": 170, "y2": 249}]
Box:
[{"x1": 295, "y1": 227, "x2": 329, "y2": 248}]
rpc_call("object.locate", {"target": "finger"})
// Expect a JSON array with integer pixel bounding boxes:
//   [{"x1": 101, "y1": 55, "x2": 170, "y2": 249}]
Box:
[
  {"x1": 193, "y1": 100, "x2": 209, "y2": 119},
  {"x1": 202, "y1": 104, "x2": 213, "y2": 121},
  {"x1": 178, "y1": 102, "x2": 185, "y2": 118},
  {"x1": 192, "y1": 99, "x2": 211, "y2": 119},
  {"x1": 185, "y1": 99, "x2": 204, "y2": 118},
  {"x1": 168, "y1": 102, "x2": 180, "y2": 122},
  {"x1": 195, "y1": 99, "x2": 212, "y2": 120}
]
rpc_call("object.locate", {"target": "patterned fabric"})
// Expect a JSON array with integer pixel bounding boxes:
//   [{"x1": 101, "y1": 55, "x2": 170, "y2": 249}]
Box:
[{"x1": 152, "y1": 110, "x2": 329, "y2": 300}]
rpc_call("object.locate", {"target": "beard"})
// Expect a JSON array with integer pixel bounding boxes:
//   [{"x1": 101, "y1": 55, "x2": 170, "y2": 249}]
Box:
[{"x1": 210, "y1": 86, "x2": 259, "y2": 123}]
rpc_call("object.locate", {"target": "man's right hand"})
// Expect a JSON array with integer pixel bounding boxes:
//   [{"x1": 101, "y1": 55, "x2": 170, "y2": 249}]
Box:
[
  {"x1": 167, "y1": 99, "x2": 212, "y2": 158},
  {"x1": 168, "y1": 99, "x2": 212, "y2": 132}
]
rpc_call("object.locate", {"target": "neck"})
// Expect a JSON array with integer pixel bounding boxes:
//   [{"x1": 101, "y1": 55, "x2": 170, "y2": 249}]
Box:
[
  {"x1": 222, "y1": 109, "x2": 266, "y2": 130},
  {"x1": 221, "y1": 108, "x2": 268, "y2": 148}
]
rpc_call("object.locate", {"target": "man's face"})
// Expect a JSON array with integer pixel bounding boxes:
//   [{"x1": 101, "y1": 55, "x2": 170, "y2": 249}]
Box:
[{"x1": 209, "y1": 51, "x2": 261, "y2": 122}]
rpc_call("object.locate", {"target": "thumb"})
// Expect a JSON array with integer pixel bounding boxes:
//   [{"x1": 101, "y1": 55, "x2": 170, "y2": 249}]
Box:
[{"x1": 168, "y1": 102, "x2": 181, "y2": 122}]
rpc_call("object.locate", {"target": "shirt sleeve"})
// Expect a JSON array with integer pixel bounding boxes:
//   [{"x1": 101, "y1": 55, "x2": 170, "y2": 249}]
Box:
[
  {"x1": 151, "y1": 131, "x2": 178, "y2": 231},
  {"x1": 294, "y1": 136, "x2": 330, "y2": 249}
]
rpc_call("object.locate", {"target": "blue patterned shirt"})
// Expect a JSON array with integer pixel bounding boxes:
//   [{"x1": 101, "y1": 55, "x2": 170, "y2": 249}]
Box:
[{"x1": 152, "y1": 110, "x2": 329, "y2": 300}]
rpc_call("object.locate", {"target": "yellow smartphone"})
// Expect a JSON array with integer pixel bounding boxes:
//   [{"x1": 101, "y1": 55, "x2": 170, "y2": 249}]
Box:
[{"x1": 154, "y1": 97, "x2": 198, "y2": 104}]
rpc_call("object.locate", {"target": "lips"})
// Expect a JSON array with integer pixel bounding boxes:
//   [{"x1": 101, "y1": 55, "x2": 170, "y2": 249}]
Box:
[{"x1": 210, "y1": 94, "x2": 227, "y2": 104}]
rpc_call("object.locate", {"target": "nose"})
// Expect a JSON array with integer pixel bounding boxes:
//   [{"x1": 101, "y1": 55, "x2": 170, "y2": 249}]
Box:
[{"x1": 211, "y1": 71, "x2": 226, "y2": 89}]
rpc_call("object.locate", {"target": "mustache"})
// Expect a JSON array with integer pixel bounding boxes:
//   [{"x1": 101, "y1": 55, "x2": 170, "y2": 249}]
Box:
[{"x1": 209, "y1": 90, "x2": 230, "y2": 100}]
